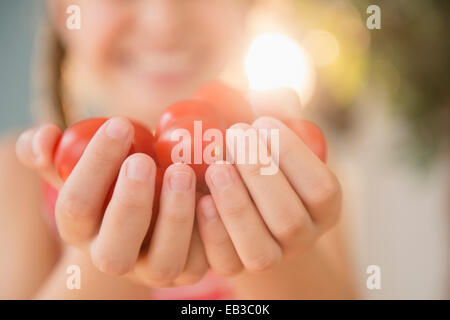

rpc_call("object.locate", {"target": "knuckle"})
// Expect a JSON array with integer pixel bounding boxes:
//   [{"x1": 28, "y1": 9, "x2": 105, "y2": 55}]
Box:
[
  {"x1": 91, "y1": 248, "x2": 132, "y2": 276},
  {"x1": 56, "y1": 189, "x2": 95, "y2": 221},
  {"x1": 113, "y1": 190, "x2": 146, "y2": 213},
  {"x1": 243, "y1": 163, "x2": 264, "y2": 178},
  {"x1": 208, "y1": 232, "x2": 232, "y2": 247},
  {"x1": 164, "y1": 210, "x2": 192, "y2": 225},
  {"x1": 222, "y1": 199, "x2": 248, "y2": 219},
  {"x1": 318, "y1": 205, "x2": 342, "y2": 231},
  {"x1": 89, "y1": 145, "x2": 118, "y2": 167},
  {"x1": 107, "y1": 207, "x2": 147, "y2": 233},
  {"x1": 215, "y1": 262, "x2": 243, "y2": 277},
  {"x1": 175, "y1": 274, "x2": 202, "y2": 286},
  {"x1": 177, "y1": 267, "x2": 208, "y2": 286},
  {"x1": 55, "y1": 191, "x2": 99, "y2": 243},
  {"x1": 246, "y1": 250, "x2": 281, "y2": 273},
  {"x1": 148, "y1": 265, "x2": 181, "y2": 284},
  {"x1": 308, "y1": 172, "x2": 341, "y2": 208},
  {"x1": 276, "y1": 214, "x2": 306, "y2": 242},
  {"x1": 280, "y1": 143, "x2": 297, "y2": 162}
]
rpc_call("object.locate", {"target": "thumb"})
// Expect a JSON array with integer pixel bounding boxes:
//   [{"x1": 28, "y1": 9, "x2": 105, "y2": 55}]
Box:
[
  {"x1": 16, "y1": 125, "x2": 64, "y2": 189},
  {"x1": 248, "y1": 87, "x2": 302, "y2": 121}
]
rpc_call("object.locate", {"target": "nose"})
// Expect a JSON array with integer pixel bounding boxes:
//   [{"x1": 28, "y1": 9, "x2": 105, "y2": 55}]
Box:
[{"x1": 136, "y1": 0, "x2": 186, "y2": 50}]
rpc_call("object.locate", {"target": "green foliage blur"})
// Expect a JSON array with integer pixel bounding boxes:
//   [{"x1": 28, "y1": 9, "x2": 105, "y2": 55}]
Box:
[
  {"x1": 353, "y1": 0, "x2": 449, "y2": 165},
  {"x1": 291, "y1": 0, "x2": 449, "y2": 166}
]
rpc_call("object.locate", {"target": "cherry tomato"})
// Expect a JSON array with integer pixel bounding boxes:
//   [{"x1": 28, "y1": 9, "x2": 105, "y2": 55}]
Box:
[
  {"x1": 155, "y1": 100, "x2": 225, "y2": 139},
  {"x1": 54, "y1": 117, "x2": 157, "y2": 181},
  {"x1": 53, "y1": 118, "x2": 161, "y2": 250},
  {"x1": 55, "y1": 117, "x2": 162, "y2": 242},
  {"x1": 194, "y1": 81, "x2": 254, "y2": 126},
  {"x1": 155, "y1": 116, "x2": 226, "y2": 190},
  {"x1": 54, "y1": 118, "x2": 156, "y2": 181},
  {"x1": 284, "y1": 119, "x2": 327, "y2": 163},
  {"x1": 54, "y1": 118, "x2": 107, "y2": 181},
  {"x1": 130, "y1": 121, "x2": 159, "y2": 166}
]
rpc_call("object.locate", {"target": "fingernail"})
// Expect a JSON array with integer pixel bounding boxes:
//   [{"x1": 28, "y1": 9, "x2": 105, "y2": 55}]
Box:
[
  {"x1": 126, "y1": 156, "x2": 152, "y2": 182},
  {"x1": 105, "y1": 118, "x2": 131, "y2": 140},
  {"x1": 210, "y1": 166, "x2": 233, "y2": 190},
  {"x1": 169, "y1": 171, "x2": 192, "y2": 192}
]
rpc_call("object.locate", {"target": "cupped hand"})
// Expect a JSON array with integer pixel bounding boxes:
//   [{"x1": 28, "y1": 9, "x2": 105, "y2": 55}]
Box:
[
  {"x1": 196, "y1": 91, "x2": 342, "y2": 277},
  {"x1": 16, "y1": 117, "x2": 208, "y2": 287}
]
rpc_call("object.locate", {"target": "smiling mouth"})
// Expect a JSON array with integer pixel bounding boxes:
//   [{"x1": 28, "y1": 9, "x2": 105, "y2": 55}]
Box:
[{"x1": 122, "y1": 51, "x2": 200, "y2": 88}]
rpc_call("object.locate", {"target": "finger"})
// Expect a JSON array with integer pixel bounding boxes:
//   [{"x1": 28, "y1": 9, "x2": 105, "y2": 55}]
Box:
[
  {"x1": 197, "y1": 195, "x2": 243, "y2": 276},
  {"x1": 16, "y1": 128, "x2": 37, "y2": 167},
  {"x1": 55, "y1": 117, "x2": 133, "y2": 246},
  {"x1": 174, "y1": 225, "x2": 208, "y2": 286},
  {"x1": 205, "y1": 163, "x2": 282, "y2": 272},
  {"x1": 145, "y1": 163, "x2": 196, "y2": 285},
  {"x1": 16, "y1": 125, "x2": 63, "y2": 188},
  {"x1": 227, "y1": 123, "x2": 316, "y2": 251},
  {"x1": 90, "y1": 154, "x2": 156, "y2": 276},
  {"x1": 252, "y1": 117, "x2": 342, "y2": 231}
]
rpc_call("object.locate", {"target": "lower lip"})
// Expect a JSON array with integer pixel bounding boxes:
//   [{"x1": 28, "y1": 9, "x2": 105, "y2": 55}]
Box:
[
  {"x1": 122, "y1": 57, "x2": 198, "y2": 89},
  {"x1": 141, "y1": 70, "x2": 193, "y2": 88}
]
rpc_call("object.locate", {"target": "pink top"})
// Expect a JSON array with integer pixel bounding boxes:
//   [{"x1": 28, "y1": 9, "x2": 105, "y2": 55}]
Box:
[{"x1": 41, "y1": 181, "x2": 232, "y2": 300}]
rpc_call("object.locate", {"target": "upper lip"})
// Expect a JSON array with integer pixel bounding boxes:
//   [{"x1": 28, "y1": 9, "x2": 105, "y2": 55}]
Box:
[{"x1": 127, "y1": 50, "x2": 196, "y2": 74}]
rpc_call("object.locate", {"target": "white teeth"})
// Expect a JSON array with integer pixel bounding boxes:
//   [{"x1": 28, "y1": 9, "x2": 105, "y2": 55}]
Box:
[{"x1": 131, "y1": 52, "x2": 194, "y2": 74}]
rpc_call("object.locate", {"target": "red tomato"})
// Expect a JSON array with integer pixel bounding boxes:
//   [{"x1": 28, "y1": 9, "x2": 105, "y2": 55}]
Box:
[
  {"x1": 155, "y1": 100, "x2": 225, "y2": 139},
  {"x1": 54, "y1": 117, "x2": 162, "y2": 233},
  {"x1": 284, "y1": 119, "x2": 327, "y2": 163},
  {"x1": 54, "y1": 118, "x2": 108, "y2": 181},
  {"x1": 194, "y1": 81, "x2": 254, "y2": 126},
  {"x1": 130, "y1": 120, "x2": 159, "y2": 166},
  {"x1": 54, "y1": 117, "x2": 157, "y2": 181},
  {"x1": 155, "y1": 116, "x2": 226, "y2": 190},
  {"x1": 54, "y1": 118, "x2": 162, "y2": 250}
]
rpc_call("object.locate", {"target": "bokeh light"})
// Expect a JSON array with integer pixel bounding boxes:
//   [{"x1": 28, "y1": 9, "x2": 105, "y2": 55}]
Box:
[
  {"x1": 303, "y1": 29, "x2": 340, "y2": 67},
  {"x1": 245, "y1": 33, "x2": 316, "y2": 105}
]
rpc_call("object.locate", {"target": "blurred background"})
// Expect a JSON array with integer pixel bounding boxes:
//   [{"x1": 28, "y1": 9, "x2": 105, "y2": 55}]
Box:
[{"x1": 0, "y1": 0, "x2": 448, "y2": 299}]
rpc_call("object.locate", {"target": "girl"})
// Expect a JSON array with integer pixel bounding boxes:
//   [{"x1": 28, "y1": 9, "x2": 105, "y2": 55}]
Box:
[{"x1": 2, "y1": 0, "x2": 354, "y2": 299}]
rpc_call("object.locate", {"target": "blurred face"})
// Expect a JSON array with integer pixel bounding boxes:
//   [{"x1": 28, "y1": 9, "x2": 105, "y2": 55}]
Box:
[{"x1": 52, "y1": 0, "x2": 249, "y2": 126}]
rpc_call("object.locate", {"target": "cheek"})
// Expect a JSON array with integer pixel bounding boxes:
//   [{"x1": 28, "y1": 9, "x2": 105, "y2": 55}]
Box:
[{"x1": 67, "y1": 1, "x2": 129, "y2": 72}]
